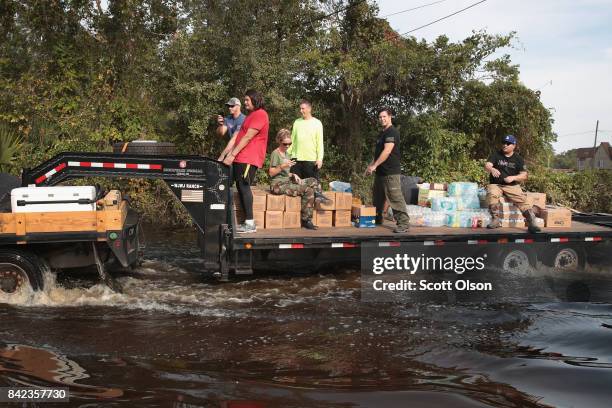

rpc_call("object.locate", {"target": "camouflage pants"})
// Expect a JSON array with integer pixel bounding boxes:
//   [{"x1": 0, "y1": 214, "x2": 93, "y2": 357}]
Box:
[{"x1": 270, "y1": 177, "x2": 321, "y2": 221}]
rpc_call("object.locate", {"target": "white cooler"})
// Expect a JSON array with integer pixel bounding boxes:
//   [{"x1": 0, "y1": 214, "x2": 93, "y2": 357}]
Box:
[{"x1": 11, "y1": 186, "x2": 97, "y2": 213}]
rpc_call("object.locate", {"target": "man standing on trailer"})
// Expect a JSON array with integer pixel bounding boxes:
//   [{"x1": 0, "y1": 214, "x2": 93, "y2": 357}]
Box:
[
  {"x1": 287, "y1": 99, "x2": 324, "y2": 180},
  {"x1": 216, "y1": 97, "x2": 246, "y2": 141},
  {"x1": 485, "y1": 134, "x2": 541, "y2": 233},
  {"x1": 219, "y1": 90, "x2": 269, "y2": 233},
  {"x1": 365, "y1": 107, "x2": 410, "y2": 233}
]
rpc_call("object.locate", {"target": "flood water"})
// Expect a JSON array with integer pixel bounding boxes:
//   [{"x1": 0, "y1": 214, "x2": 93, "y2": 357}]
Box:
[{"x1": 1, "y1": 228, "x2": 612, "y2": 407}]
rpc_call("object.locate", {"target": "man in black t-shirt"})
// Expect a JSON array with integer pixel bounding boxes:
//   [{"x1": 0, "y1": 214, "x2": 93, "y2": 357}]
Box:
[
  {"x1": 365, "y1": 108, "x2": 409, "y2": 233},
  {"x1": 485, "y1": 135, "x2": 540, "y2": 233}
]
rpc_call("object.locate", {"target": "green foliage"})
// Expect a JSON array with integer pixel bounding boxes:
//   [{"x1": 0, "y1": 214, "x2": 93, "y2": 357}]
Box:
[
  {"x1": 526, "y1": 169, "x2": 612, "y2": 213},
  {"x1": 0, "y1": 122, "x2": 22, "y2": 173},
  {"x1": 552, "y1": 149, "x2": 578, "y2": 170},
  {"x1": 398, "y1": 113, "x2": 485, "y2": 183}
]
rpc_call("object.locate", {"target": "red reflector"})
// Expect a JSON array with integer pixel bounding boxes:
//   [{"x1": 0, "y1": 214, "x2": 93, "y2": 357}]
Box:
[
  {"x1": 55, "y1": 162, "x2": 67, "y2": 171},
  {"x1": 103, "y1": 162, "x2": 114, "y2": 168},
  {"x1": 435, "y1": 240, "x2": 444, "y2": 246},
  {"x1": 593, "y1": 237, "x2": 602, "y2": 241},
  {"x1": 478, "y1": 240, "x2": 488, "y2": 244},
  {"x1": 150, "y1": 164, "x2": 162, "y2": 170},
  {"x1": 35, "y1": 175, "x2": 46, "y2": 184},
  {"x1": 127, "y1": 163, "x2": 138, "y2": 169},
  {"x1": 81, "y1": 161, "x2": 92, "y2": 167},
  {"x1": 498, "y1": 238, "x2": 509, "y2": 243},
  {"x1": 292, "y1": 244, "x2": 304, "y2": 249},
  {"x1": 114, "y1": 240, "x2": 121, "y2": 248},
  {"x1": 559, "y1": 237, "x2": 569, "y2": 243}
]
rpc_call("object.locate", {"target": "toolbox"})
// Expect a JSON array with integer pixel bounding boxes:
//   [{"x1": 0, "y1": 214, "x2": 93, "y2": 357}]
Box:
[{"x1": 11, "y1": 186, "x2": 97, "y2": 213}]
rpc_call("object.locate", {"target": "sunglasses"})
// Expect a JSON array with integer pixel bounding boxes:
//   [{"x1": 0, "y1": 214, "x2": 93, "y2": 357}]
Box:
[
  {"x1": 282, "y1": 142, "x2": 292, "y2": 146},
  {"x1": 227, "y1": 105, "x2": 236, "y2": 108},
  {"x1": 503, "y1": 142, "x2": 515, "y2": 145}
]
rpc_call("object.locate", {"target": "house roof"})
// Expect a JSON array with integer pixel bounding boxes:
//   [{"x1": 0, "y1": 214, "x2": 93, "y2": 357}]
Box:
[{"x1": 576, "y1": 142, "x2": 612, "y2": 159}]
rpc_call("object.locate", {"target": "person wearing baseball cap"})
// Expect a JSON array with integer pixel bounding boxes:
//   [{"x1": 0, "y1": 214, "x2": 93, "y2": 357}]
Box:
[
  {"x1": 484, "y1": 134, "x2": 541, "y2": 233},
  {"x1": 216, "y1": 97, "x2": 245, "y2": 141}
]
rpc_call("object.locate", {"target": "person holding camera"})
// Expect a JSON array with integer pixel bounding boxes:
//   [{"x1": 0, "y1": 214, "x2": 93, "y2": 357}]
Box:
[{"x1": 216, "y1": 97, "x2": 245, "y2": 140}]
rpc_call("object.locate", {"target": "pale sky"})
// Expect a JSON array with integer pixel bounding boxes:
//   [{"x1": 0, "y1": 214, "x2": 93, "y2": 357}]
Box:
[{"x1": 377, "y1": 0, "x2": 612, "y2": 153}]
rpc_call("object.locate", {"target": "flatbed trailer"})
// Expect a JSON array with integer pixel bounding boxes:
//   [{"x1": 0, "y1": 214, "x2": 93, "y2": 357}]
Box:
[{"x1": 1, "y1": 151, "x2": 611, "y2": 297}]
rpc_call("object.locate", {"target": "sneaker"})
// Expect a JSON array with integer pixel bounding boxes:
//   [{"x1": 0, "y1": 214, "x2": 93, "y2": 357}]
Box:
[
  {"x1": 393, "y1": 225, "x2": 409, "y2": 233},
  {"x1": 301, "y1": 219, "x2": 318, "y2": 230},
  {"x1": 314, "y1": 192, "x2": 332, "y2": 205},
  {"x1": 236, "y1": 222, "x2": 257, "y2": 233}
]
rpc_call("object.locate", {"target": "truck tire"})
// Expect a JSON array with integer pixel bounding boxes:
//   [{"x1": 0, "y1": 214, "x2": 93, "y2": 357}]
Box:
[
  {"x1": 112, "y1": 141, "x2": 176, "y2": 155},
  {"x1": 542, "y1": 245, "x2": 586, "y2": 272},
  {"x1": 496, "y1": 247, "x2": 536, "y2": 275},
  {"x1": 0, "y1": 249, "x2": 46, "y2": 299}
]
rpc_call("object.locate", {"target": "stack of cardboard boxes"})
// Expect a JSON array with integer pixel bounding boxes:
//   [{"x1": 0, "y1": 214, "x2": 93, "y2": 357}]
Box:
[
  {"x1": 233, "y1": 188, "x2": 302, "y2": 229},
  {"x1": 233, "y1": 189, "x2": 357, "y2": 229},
  {"x1": 313, "y1": 192, "x2": 353, "y2": 227},
  {"x1": 497, "y1": 192, "x2": 571, "y2": 228}
]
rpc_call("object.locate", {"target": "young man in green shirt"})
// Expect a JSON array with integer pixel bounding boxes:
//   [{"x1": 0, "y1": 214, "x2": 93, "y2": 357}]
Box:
[{"x1": 288, "y1": 99, "x2": 324, "y2": 180}]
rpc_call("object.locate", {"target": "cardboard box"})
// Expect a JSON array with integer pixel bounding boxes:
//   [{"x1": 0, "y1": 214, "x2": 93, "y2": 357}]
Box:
[
  {"x1": 351, "y1": 205, "x2": 377, "y2": 228},
  {"x1": 351, "y1": 205, "x2": 376, "y2": 219},
  {"x1": 526, "y1": 192, "x2": 546, "y2": 209},
  {"x1": 352, "y1": 196, "x2": 363, "y2": 206},
  {"x1": 315, "y1": 192, "x2": 336, "y2": 211},
  {"x1": 265, "y1": 210, "x2": 284, "y2": 229},
  {"x1": 266, "y1": 194, "x2": 285, "y2": 211},
  {"x1": 538, "y1": 206, "x2": 572, "y2": 228},
  {"x1": 334, "y1": 192, "x2": 353, "y2": 210},
  {"x1": 253, "y1": 211, "x2": 265, "y2": 229},
  {"x1": 333, "y1": 210, "x2": 352, "y2": 227},
  {"x1": 356, "y1": 216, "x2": 376, "y2": 228},
  {"x1": 283, "y1": 211, "x2": 301, "y2": 229},
  {"x1": 284, "y1": 195, "x2": 301, "y2": 212},
  {"x1": 252, "y1": 193, "x2": 267, "y2": 212},
  {"x1": 417, "y1": 188, "x2": 446, "y2": 207},
  {"x1": 501, "y1": 219, "x2": 526, "y2": 228},
  {"x1": 314, "y1": 210, "x2": 333, "y2": 228}
]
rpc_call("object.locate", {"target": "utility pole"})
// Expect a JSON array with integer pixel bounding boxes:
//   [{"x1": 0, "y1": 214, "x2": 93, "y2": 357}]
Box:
[{"x1": 592, "y1": 120, "x2": 599, "y2": 169}]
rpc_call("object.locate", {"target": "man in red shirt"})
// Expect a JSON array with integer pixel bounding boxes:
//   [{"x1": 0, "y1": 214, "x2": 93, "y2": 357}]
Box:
[{"x1": 218, "y1": 90, "x2": 269, "y2": 233}]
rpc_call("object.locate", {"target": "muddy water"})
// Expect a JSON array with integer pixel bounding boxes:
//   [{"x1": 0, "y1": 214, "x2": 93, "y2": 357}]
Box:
[{"x1": 1, "y1": 228, "x2": 612, "y2": 407}]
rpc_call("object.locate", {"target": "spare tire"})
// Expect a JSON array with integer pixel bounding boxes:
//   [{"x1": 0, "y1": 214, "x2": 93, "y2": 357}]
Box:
[{"x1": 112, "y1": 141, "x2": 176, "y2": 155}]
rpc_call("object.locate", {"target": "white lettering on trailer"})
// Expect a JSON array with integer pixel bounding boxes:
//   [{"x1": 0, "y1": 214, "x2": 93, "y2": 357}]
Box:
[{"x1": 210, "y1": 204, "x2": 225, "y2": 210}]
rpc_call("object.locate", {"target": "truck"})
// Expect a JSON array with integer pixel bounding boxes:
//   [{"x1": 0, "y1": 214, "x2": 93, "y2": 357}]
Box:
[{"x1": 1, "y1": 145, "x2": 611, "y2": 300}]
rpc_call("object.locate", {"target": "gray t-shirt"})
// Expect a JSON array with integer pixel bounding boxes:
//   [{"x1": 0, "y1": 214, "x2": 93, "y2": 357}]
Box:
[{"x1": 225, "y1": 113, "x2": 246, "y2": 138}]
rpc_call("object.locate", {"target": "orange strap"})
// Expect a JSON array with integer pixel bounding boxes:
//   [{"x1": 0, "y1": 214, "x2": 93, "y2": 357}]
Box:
[{"x1": 121, "y1": 142, "x2": 129, "y2": 153}]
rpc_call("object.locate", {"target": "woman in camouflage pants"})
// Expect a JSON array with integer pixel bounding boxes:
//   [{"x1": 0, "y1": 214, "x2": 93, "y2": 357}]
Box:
[{"x1": 268, "y1": 129, "x2": 326, "y2": 230}]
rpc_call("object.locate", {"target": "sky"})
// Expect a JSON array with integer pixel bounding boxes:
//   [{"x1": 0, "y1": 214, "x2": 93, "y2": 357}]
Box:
[{"x1": 376, "y1": 0, "x2": 612, "y2": 153}]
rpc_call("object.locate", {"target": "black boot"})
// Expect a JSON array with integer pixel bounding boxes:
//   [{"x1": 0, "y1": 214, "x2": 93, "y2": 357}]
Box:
[
  {"x1": 487, "y1": 204, "x2": 502, "y2": 229},
  {"x1": 522, "y1": 208, "x2": 541, "y2": 234},
  {"x1": 302, "y1": 219, "x2": 318, "y2": 230}
]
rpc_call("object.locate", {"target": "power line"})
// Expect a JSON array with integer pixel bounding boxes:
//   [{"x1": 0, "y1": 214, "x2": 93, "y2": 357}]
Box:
[
  {"x1": 380, "y1": 0, "x2": 449, "y2": 19},
  {"x1": 399, "y1": 0, "x2": 488, "y2": 36}
]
